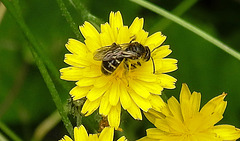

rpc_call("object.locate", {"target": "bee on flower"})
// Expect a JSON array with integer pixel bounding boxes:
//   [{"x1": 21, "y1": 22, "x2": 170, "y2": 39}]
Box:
[{"x1": 60, "y1": 11, "x2": 178, "y2": 129}]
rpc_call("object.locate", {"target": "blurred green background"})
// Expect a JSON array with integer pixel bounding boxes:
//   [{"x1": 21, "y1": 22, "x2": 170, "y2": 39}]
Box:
[{"x1": 0, "y1": 0, "x2": 240, "y2": 140}]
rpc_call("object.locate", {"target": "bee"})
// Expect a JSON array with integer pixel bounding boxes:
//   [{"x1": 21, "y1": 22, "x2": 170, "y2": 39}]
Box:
[{"x1": 93, "y1": 40, "x2": 155, "y2": 75}]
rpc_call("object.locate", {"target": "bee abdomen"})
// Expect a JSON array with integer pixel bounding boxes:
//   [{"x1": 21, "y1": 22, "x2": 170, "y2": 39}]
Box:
[{"x1": 101, "y1": 58, "x2": 123, "y2": 75}]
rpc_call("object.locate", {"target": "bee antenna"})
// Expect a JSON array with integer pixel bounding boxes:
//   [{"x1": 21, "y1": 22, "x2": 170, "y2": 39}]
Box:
[
  {"x1": 151, "y1": 46, "x2": 161, "y2": 53},
  {"x1": 151, "y1": 57, "x2": 156, "y2": 74}
]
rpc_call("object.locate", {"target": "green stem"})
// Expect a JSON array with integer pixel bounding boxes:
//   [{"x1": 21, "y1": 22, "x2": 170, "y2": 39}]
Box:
[
  {"x1": 2, "y1": 0, "x2": 72, "y2": 93},
  {"x1": 130, "y1": 0, "x2": 240, "y2": 61},
  {"x1": 55, "y1": 0, "x2": 83, "y2": 40},
  {"x1": 1, "y1": 0, "x2": 74, "y2": 137},
  {"x1": 29, "y1": 41, "x2": 74, "y2": 138},
  {"x1": 67, "y1": 0, "x2": 103, "y2": 31},
  {"x1": 0, "y1": 121, "x2": 23, "y2": 141}
]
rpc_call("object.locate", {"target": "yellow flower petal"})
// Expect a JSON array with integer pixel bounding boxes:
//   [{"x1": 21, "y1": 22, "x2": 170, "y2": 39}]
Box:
[
  {"x1": 109, "y1": 79, "x2": 120, "y2": 106},
  {"x1": 84, "y1": 36, "x2": 102, "y2": 53},
  {"x1": 79, "y1": 21, "x2": 100, "y2": 45},
  {"x1": 60, "y1": 67, "x2": 84, "y2": 81},
  {"x1": 99, "y1": 127, "x2": 114, "y2": 141},
  {"x1": 154, "y1": 118, "x2": 171, "y2": 133},
  {"x1": 200, "y1": 93, "x2": 227, "y2": 116},
  {"x1": 165, "y1": 116, "x2": 187, "y2": 133},
  {"x1": 137, "y1": 136, "x2": 159, "y2": 141},
  {"x1": 144, "y1": 32, "x2": 166, "y2": 51},
  {"x1": 66, "y1": 38, "x2": 88, "y2": 55},
  {"x1": 131, "y1": 72, "x2": 157, "y2": 82},
  {"x1": 213, "y1": 125, "x2": 240, "y2": 140},
  {"x1": 109, "y1": 11, "x2": 123, "y2": 38},
  {"x1": 145, "y1": 128, "x2": 165, "y2": 139},
  {"x1": 70, "y1": 86, "x2": 91, "y2": 100},
  {"x1": 143, "y1": 109, "x2": 165, "y2": 126},
  {"x1": 88, "y1": 134, "x2": 98, "y2": 140},
  {"x1": 100, "y1": 23, "x2": 115, "y2": 46},
  {"x1": 148, "y1": 95, "x2": 165, "y2": 112},
  {"x1": 129, "y1": 89, "x2": 152, "y2": 112},
  {"x1": 157, "y1": 74, "x2": 177, "y2": 89},
  {"x1": 179, "y1": 83, "x2": 194, "y2": 120},
  {"x1": 135, "y1": 29, "x2": 148, "y2": 44},
  {"x1": 108, "y1": 102, "x2": 121, "y2": 129},
  {"x1": 60, "y1": 125, "x2": 124, "y2": 141},
  {"x1": 64, "y1": 54, "x2": 88, "y2": 67},
  {"x1": 127, "y1": 102, "x2": 142, "y2": 120},
  {"x1": 59, "y1": 135, "x2": 72, "y2": 141},
  {"x1": 76, "y1": 77, "x2": 96, "y2": 87},
  {"x1": 129, "y1": 17, "x2": 144, "y2": 36},
  {"x1": 119, "y1": 82, "x2": 132, "y2": 110},
  {"x1": 99, "y1": 91, "x2": 111, "y2": 116},
  {"x1": 134, "y1": 80, "x2": 163, "y2": 95},
  {"x1": 167, "y1": 96, "x2": 183, "y2": 122},
  {"x1": 94, "y1": 75, "x2": 112, "y2": 88},
  {"x1": 189, "y1": 92, "x2": 201, "y2": 113},
  {"x1": 87, "y1": 82, "x2": 111, "y2": 101},
  {"x1": 81, "y1": 99, "x2": 101, "y2": 116},
  {"x1": 180, "y1": 83, "x2": 191, "y2": 105},
  {"x1": 129, "y1": 79, "x2": 150, "y2": 99},
  {"x1": 117, "y1": 136, "x2": 127, "y2": 141},
  {"x1": 151, "y1": 45, "x2": 171, "y2": 59},
  {"x1": 74, "y1": 125, "x2": 88, "y2": 141},
  {"x1": 116, "y1": 26, "x2": 130, "y2": 44},
  {"x1": 181, "y1": 91, "x2": 201, "y2": 122},
  {"x1": 155, "y1": 58, "x2": 178, "y2": 73}
]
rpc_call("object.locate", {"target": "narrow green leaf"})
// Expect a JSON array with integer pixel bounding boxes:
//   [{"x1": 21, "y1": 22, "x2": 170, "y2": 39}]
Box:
[
  {"x1": 0, "y1": 121, "x2": 23, "y2": 141},
  {"x1": 150, "y1": 0, "x2": 198, "y2": 31},
  {"x1": 130, "y1": 0, "x2": 240, "y2": 61},
  {"x1": 1, "y1": 0, "x2": 74, "y2": 137},
  {"x1": 67, "y1": 0, "x2": 104, "y2": 31},
  {"x1": 56, "y1": 0, "x2": 83, "y2": 40}
]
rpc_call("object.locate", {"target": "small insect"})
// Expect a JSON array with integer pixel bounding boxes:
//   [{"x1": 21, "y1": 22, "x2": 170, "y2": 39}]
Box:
[{"x1": 93, "y1": 39, "x2": 155, "y2": 75}]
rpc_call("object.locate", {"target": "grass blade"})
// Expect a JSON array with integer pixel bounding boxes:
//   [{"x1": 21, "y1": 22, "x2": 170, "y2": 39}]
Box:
[{"x1": 130, "y1": 0, "x2": 240, "y2": 61}]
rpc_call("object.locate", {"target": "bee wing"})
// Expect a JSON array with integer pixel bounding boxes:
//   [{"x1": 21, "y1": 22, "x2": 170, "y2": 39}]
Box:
[{"x1": 93, "y1": 46, "x2": 114, "y2": 61}]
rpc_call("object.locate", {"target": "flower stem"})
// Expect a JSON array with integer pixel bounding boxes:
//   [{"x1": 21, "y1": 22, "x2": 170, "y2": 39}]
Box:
[
  {"x1": 67, "y1": 0, "x2": 104, "y2": 31},
  {"x1": 1, "y1": 0, "x2": 74, "y2": 137},
  {"x1": 0, "y1": 121, "x2": 23, "y2": 141},
  {"x1": 29, "y1": 40, "x2": 74, "y2": 138},
  {"x1": 55, "y1": 0, "x2": 83, "y2": 40},
  {"x1": 130, "y1": 0, "x2": 240, "y2": 61}
]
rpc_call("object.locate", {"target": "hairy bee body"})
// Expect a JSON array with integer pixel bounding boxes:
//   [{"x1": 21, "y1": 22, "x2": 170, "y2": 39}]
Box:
[
  {"x1": 101, "y1": 57, "x2": 124, "y2": 75},
  {"x1": 93, "y1": 42, "x2": 152, "y2": 75}
]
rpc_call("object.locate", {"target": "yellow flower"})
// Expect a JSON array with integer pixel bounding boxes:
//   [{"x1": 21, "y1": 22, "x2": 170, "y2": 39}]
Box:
[
  {"x1": 138, "y1": 83, "x2": 240, "y2": 141},
  {"x1": 59, "y1": 125, "x2": 127, "y2": 141},
  {"x1": 60, "y1": 11, "x2": 177, "y2": 128}
]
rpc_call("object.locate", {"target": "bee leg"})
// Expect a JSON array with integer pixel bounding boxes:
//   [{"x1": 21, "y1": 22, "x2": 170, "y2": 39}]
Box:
[
  {"x1": 124, "y1": 60, "x2": 130, "y2": 71},
  {"x1": 137, "y1": 61, "x2": 141, "y2": 66},
  {"x1": 131, "y1": 64, "x2": 137, "y2": 69}
]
